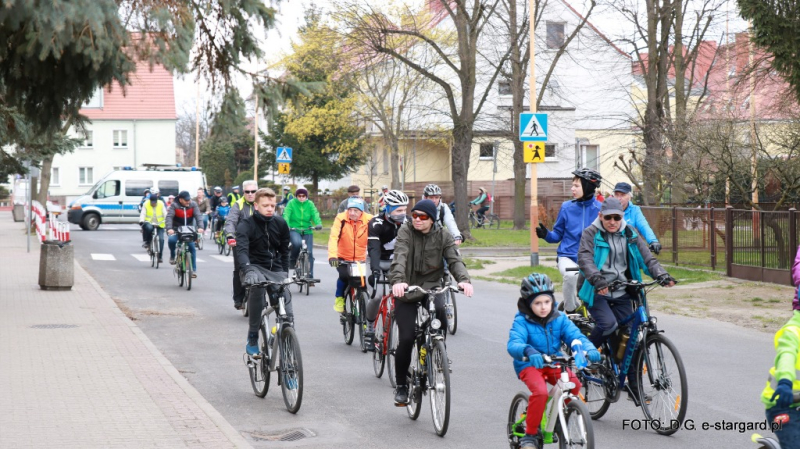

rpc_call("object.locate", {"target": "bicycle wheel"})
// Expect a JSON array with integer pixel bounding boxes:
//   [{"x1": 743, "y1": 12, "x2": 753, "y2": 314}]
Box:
[
  {"x1": 469, "y1": 214, "x2": 477, "y2": 229},
  {"x1": 507, "y1": 392, "x2": 529, "y2": 449},
  {"x1": 280, "y1": 326, "x2": 303, "y2": 414},
  {"x1": 177, "y1": 253, "x2": 185, "y2": 287},
  {"x1": 153, "y1": 237, "x2": 160, "y2": 269},
  {"x1": 555, "y1": 399, "x2": 594, "y2": 449},
  {"x1": 579, "y1": 360, "x2": 611, "y2": 420},
  {"x1": 387, "y1": 317, "x2": 398, "y2": 388},
  {"x1": 636, "y1": 333, "x2": 688, "y2": 436},
  {"x1": 185, "y1": 251, "x2": 192, "y2": 291},
  {"x1": 150, "y1": 237, "x2": 156, "y2": 267},
  {"x1": 302, "y1": 255, "x2": 311, "y2": 296},
  {"x1": 491, "y1": 215, "x2": 500, "y2": 229},
  {"x1": 197, "y1": 235, "x2": 204, "y2": 250},
  {"x1": 342, "y1": 289, "x2": 355, "y2": 345},
  {"x1": 358, "y1": 291, "x2": 369, "y2": 353},
  {"x1": 429, "y1": 340, "x2": 451, "y2": 436},
  {"x1": 373, "y1": 312, "x2": 385, "y2": 378},
  {"x1": 406, "y1": 344, "x2": 422, "y2": 420},
  {"x1": 250, "y1": 321, "x2": 271, "y2": 397},
  {"x1": 224, "y1": 241, "x2": 231, "y2": 256},
  {"x1": 446, "y1": 285, "x2": 458, "y2": 335},
  {"x1": 217, "y1": 235, "x2": 224, "y2": 254}
]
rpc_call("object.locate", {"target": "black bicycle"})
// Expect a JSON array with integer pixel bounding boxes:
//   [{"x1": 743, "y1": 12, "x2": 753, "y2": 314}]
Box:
[
  {"x1": 468, "y1": 207, "x2": 500, "y2": 229},
  {"x1": 339, "y1": 260, "x2": 370, "y2": 352},
  {"x1": 244, "y1": 277, "x2": 303, "y2": 414},
  {"x1": 173, "y1": 226, "x2": 196, "y2": 290},
  {"x1": 149, "y1": 227, "x2": 162, "y2": 269},
  {"x1": 291, "y1": 227, "x2": 320, "y2": 296},
  {"x1": 441, "y1": 265, "x2": 458, "y2": 335}
]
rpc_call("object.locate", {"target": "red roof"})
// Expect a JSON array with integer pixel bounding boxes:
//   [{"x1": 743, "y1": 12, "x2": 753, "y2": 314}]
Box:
[{"x1": 80, "y1": 58, "x2": 176, "y2": 120}]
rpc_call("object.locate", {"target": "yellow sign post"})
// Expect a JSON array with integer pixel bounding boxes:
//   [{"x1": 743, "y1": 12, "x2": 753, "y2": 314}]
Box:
[
  {"x1": 524, "y1": 142, "x2": 546, "y2": 163},
  {"x1": 278, "y1": 163, "x2": 291, "y2": 175}
]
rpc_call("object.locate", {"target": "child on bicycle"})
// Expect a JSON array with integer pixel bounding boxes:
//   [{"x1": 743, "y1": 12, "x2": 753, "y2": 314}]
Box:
[
  {"x1": 762, "y1": 311, "x2": 800, "y2": 447},
  {"x1": 507, "y1": 273, "x2": 601, "y2": 449},
  {"x1": 215, "y1": 197, "x2": 230, "y2": 237}
]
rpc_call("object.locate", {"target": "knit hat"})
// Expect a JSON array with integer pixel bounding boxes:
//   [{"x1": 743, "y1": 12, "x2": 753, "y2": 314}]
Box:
[
  {"x1": 295, "y1": 188, "x2": 308, "y2": 196},
  {"x1": 411, "y1": 199, "x2": 437, "y2": 220},
  {"x1": 346, "y1": 197, "x2": 365, "y2": 211}
]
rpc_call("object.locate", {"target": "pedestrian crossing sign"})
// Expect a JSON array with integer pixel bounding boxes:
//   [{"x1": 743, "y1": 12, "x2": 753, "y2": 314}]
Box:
[
  {"x1": 278, "y1": 163, "x2": 291, "y2": 174},
  {"x1": 276, "y1": 147, "x2": 293, "y2": 163},
  {"x1": 519, "y1": 113, "x2": 548, "y2": 142},
  {"x1": 524, "y1": 142, "x2": 546, "y2": 163}
]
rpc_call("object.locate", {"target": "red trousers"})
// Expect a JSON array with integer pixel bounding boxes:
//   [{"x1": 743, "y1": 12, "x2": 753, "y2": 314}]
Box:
[{"x1": 518, "y1": 366, "x2": 582, "y2": 434}]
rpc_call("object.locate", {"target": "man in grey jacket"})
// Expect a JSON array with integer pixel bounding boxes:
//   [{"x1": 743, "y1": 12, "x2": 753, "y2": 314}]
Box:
[
  {"x1": 337, "y1": 184, "x2": 362, "y2": 213},
  {"x1": 224, "y1": 179, "x2": 258, "y2": 309}
]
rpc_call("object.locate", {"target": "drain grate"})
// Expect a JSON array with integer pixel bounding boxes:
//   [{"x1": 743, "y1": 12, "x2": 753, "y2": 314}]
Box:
[
  {"x1": 30, "y1": 324, "x2": 79, "y2": 329},
  {"x1": 246, "y1": 428, "x2": 316, "y2": 442}
]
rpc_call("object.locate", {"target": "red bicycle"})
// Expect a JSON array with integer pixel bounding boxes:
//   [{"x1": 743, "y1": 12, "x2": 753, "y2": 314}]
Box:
[{"x1": 371, "y1": 269, "x2": 399, "y2": 387}]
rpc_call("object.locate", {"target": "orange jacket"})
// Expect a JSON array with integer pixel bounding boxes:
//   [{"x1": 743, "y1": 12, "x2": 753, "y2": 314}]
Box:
[{"x1": 328, "y1": 210, "x2": 373, "y2": 261}]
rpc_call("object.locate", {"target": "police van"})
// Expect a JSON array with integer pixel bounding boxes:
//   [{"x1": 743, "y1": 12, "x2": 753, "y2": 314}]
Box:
[{"x1": 68, "y1": 166, "x2": 207, "y2": 230}]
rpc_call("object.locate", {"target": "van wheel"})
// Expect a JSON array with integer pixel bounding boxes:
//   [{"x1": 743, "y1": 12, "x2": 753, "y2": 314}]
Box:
[{"x1": 82, "y1": 213, "x2": 100, "y2": 231}]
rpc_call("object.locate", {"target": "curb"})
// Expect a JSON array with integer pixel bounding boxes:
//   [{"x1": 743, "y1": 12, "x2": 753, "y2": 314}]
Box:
[{"x1": 75, "y1": 260, "x2": 253, "y2": 449}]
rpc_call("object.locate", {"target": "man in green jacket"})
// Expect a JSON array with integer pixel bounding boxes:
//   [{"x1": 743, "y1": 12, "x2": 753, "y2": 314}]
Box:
[
  {"x1": 761, "y1": 311, "x2": 800, "y2": 447},
  {"x1": 283, "y1": 188, "x2": 322, "y2": 278}
]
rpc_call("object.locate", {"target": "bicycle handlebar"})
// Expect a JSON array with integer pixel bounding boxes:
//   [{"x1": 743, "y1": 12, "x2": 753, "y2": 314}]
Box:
[
  {"x1": 406, "y1": 285, "x2": 462, "y2": 295},
  {"x1": 608, "y1": 277, "x2": 678, "y2": 292},
  {"x1": 521, "y1": 354, "x2": 574, "y2": 366},
  {"x1": 245, "y1": 278, "x2": 297, "y2": 288}
]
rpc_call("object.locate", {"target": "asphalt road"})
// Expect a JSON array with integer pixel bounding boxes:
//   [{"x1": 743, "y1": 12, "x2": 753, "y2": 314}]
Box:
[{"x1": 70, "y1": 225, "x2": 779, "y2": 448}]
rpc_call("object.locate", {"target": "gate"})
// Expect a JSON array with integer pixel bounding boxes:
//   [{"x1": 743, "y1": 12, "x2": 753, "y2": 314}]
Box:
[{"x1": 725, "y1": 207, "x2": 796, "y2": 285}]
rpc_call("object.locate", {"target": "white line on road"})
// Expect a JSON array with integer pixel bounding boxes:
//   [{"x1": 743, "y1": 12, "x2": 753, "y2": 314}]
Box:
[
  {"x1": 91, "y1": 253, "x2": 116, "y2": 261},
  {"x1": 131, "y1": 254, "x2": 151, "y2": 262},
  {"x1": 210, "y1": 256, "x2": 232, "y2": 263}
]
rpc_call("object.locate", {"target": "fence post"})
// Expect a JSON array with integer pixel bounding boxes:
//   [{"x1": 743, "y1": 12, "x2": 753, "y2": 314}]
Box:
[
  {"x1": 760, "y1": 210, "x2": 766, "y2": 268},
  {"x1": 791, "y1": 208, "x2": 797, "y2": 269},
  {"x1": 672, "y1": 206, "x2": 678, "y2": 265},
  {"x1": 726, "y1": 206, "x2": 733, "y2": 277},
  {"x1": 710, "y1": 207, "x2": 716, "y2": 271}
]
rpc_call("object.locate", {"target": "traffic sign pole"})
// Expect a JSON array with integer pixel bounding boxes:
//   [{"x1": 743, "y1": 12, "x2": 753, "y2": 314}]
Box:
[{"x1": 529, "y1": 0, "x2": 539, "y2": 267}]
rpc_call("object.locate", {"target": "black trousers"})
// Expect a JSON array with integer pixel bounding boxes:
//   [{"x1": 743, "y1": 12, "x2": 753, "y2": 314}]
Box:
[
  {"x1": 232, "y1": 246, "x2": 245, "y2": 304},
  {"x1": 394, "y1": 292, "x2": 447, "y2": 387},
  {"x1": 240, "y1": 265, "x2": 292, "y2": 334}
]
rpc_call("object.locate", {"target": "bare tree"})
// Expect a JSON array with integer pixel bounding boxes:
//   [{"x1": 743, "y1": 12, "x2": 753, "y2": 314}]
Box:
[{"x1": 176, "y1": 99, "x2": 213, "y2": 166}]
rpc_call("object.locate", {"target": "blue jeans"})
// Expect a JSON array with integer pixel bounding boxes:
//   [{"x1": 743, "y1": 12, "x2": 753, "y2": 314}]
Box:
[
  {"x1": 168, "y1": 234, "x2": 197, "y2": 271},
  {"x1": 289, "y1": 231, "x2": 315, "y2": 277},
  {"x1": 142, "y1": 224, "x2": 165, "y2": 259},
  {"x1": 767, "y1": 405, "x2": 800, "y2": 447}
]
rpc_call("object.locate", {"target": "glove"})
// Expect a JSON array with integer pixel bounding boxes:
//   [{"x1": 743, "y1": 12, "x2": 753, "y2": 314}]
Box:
[
  {"x1": 329, "y1": 258, "x2": 340, "y2": 268},
  {"x1": 227, "y1": 237, "x2": 236, "y2": 246},
  {"x1": 771, "y1": 379, "x2": 794, "y2": 408},
  {"x1": 242, "y1": 268, "x2": 260, "y2": 286},
  {"x1": 649, "y1": 241, "x2": 662, "y2": 255},
  {"x1": 589, "y1": 274, "x2": 609, "y2": 293},
  {"x1": 657, "y1": 274, "x2": 676, "y2": 286},
  {"x1": 587, "y1": 349, "x2": 601, "y2": 363},
  {"x1": 524, "y1": 347, "x2": 543, "y2": 368},
  {"x1": 314, "y1": 225, "x2": 322, "y2": 230},
  {"x1": 535, "y1": 223, "x2": 549, "y2": 239}
]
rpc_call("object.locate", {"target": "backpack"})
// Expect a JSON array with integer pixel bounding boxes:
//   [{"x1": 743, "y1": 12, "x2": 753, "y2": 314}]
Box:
[{"x1": 486, "y1": 193, "x2": 494, "y2": 203}]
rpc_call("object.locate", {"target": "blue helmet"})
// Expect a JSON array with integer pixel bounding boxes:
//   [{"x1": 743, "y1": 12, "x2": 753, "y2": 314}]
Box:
[{"x1": 520, "y1": 273, "x2": 555, "y2": 299}]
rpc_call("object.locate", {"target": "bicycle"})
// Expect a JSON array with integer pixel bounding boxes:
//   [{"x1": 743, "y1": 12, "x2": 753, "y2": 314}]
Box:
[
  {"x1": 564, "y1": 271, "x2": 688, "y2": 435},
  {"x1": 291, "y1": 227, "x2": 320, "y2": 296},
  {"x1": 507, "y1": 353, "x2": 595, "y2": 449},
  {"x1": 371, "y1": 269, "x2": 397, "y2": 384},
  {"x1": 403, "y1": 285, "x2": 461, "y2": 437},
  {"x1": 468, "y1": 207, "x2": 499, "y2": 229},
  {"x1": 441, "y1": 265, "x2": 458, "y2": 335},
  {"x1": 339, "y1": 260, "x2": 370, "y2": 352},
  {"x1": 149, "y1": 226, "x2": 162, "y2": 269},
  {"x1": 173, "y1": 226, "x2": 196, "y2": 291},
  {"x1": 752, "y1": 433, "x2": 781, "y2": 448},
  {"x1": 243, "y1": 277, "x2": 303, "y2": 413}
]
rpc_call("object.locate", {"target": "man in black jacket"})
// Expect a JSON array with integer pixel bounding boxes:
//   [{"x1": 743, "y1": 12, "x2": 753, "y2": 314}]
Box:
[{"x1": 235, "y1": 188, "x2": 292, "y2": 356}]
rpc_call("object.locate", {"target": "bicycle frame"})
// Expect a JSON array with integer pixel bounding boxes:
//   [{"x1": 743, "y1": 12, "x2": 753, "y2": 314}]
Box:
[{"x1": 262, "y1": 287, "x2": 292, "y2": 372}]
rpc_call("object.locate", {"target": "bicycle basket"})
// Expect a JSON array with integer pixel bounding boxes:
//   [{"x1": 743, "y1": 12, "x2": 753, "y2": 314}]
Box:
[
  {"x1": 347, "y1": 261, "x2": 368, "y2": 288},
  {"x1": 177, "y1": 226, "x2": 197, "y2": 242}
]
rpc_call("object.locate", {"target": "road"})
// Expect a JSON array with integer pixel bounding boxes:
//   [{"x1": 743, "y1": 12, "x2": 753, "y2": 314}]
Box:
[{"x1": 71, "y1": 225, "x2": 777, "y2": 448}]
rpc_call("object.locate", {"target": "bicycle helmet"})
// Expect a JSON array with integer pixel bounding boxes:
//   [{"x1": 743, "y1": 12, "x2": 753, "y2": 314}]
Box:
[
  {"x1": 283, "y1": 185, "x2": 290, "y2": 191},
  {"x1": 423, "y1": 184, "x2": 442, "y2": 197},
  {"x1": 383, "y1": 189, "x2": 409, "y2": 207},
  {"x1": 520, "y1": 273, "x2": 555, "y2": 299},
  {"x1": 571, "y1": 168, "x2": 603, "y2": 187},
  {"x1": 213, "y1": 186, "x2": 222, "y2": 192}
]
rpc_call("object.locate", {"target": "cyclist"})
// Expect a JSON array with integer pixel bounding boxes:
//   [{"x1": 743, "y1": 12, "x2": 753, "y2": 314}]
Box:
[
  {"x1": 214, "y1": 197, "x2": 230, "y2": 238},
  {"x1": 507, "y1": 273, "x2": 600, "y2": 449},
  {"x1": 236, "y1": 188, "x2": 293, "y2": 356},
  {"x1": 612, "y1": 182, "x2": 661, "y2": 255},
  {"x1": 337, "y1": 184, "x2": 361, "y2": 214},
  {"x1": 209, "y1": 186, "x2": 224, "y2": 212},
  {"x1": 389, "y1": 199, "x2": 473, "y2": 406},
  {"x1": 328, "y1": 197, "x2": 373, "y2": 313},
  {"x1": 165, "y1": 191, "x2": 204, "y2": 277},
  {"x1": 137, "y1": 188, "x2": 151, "y2": 213},
  {"x1": 283, "y1": 187, "x2": 323, "y2": 279},
  {"x1": 422, "y1": 184, "x2": 462, "y2": 244},
  {"x1": 195, "y1": 187, "x2": 211, "y2": 232},
  {"x1": 377, "y1": 185, "x2": 389, "y2": 211},
  {"x1": 761, "y1": 310, "x2": 800, "y2": 447},
  {"x1": 166, "y1": 195, "x2": 175, "y2": 208},
  {"x1": 576, "y1": 197, "x2": 674, "y2": 405},
  {"x1": 227, "y1": 185, "x2": 242, "y2": 205},
  {"x1": 225, "y1": 180, "x2": 259, "y2": 310},
  {"x1": 138, "y1": 192, "x2": 167, "y2": 264},
  {"x1": 278, "y1": 186, "x2": 294, "y2": 208},
  {"x1": 469, "y1": 187, "x2": 490, "y2": 224},
  {"x1": 364, "y1": 189, "x2": 409, "y2": 351},
  {"x1": 535, "y1": 167, "x2": 603, "y2": 313}
]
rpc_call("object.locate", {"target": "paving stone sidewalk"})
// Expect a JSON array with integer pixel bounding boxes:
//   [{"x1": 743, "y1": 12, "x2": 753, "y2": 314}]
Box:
[{"x1": 0, "y1": 213, "x2": 251, "y2": 448}]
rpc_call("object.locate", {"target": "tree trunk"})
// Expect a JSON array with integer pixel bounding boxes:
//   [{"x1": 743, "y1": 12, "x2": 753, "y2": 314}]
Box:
[
  {"x1": 452, "y1": 123, "x2": 473, "y2": 239},
  {"x1": 512, "y1": 140, "x2": 527, "y2": 229},
  {"x1": 390, "y1": 136, "x2": 401, "y2": 190},
  {"x1": 36, "y1": 157, "x2": 53, "y2": 206}
]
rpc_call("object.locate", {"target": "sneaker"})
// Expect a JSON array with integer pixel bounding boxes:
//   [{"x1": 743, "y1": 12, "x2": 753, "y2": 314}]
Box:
[
  {"x1": 246, "y1": 333, "x2": 259, "y2": 356},
  {"x1": 364, "y1": 329, "x2": 376, "y2": 352},
  {"x1": 234, "y1": 302, "x2": 243, "y2": 310},
  {"x1": 334, "y1": 296, "x2": 345, "y2": 313},
  {"x1": 519, "y1": 432, "x2": 542, "y2": 449},
  {"x1": 169, "y1": 258, "x2": 176, "y2": 265},
  {"x1": 394, "y1": 385, "x2": 409, "y2": 406},
  {"x1": 158, "y1": 258, "x2": 163, "y2": 264},
  {"x1": 141, "y1": 242, "x2": 148, "y2": 248},
  {"x1": 191, "y1": 272, "x2": 197, "y2": 278},
  {"x1": 627, "y1": 390, "x2": 652, "y2": 406}
]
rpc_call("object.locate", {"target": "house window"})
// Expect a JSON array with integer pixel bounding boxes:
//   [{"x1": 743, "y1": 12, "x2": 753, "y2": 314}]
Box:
[
  {"x1": 545, "y1": 144, "x2": 556, "y2": 159},
  {"x1": 82, "y1": 130, "x2": 93, "y2": 148},
  {"x1": 79, "y1": 167, "x2": 94, "y2": 186},
  {"x1": 546, "y1": 22, "x2": 565, "y2": 49},
  {"x1": 51, "y1": 167, "x2": 60, "y2": 186},
  {"x1": 83, "y1": 88, "x2": 103, "y2": 109},
  {"x1": 113, "y1": 130, "x2": 128, "y2": 148},
  {"x1": 498, "y1": 80, "x2": 512, "y2": 96},
  {"x1": 582, "y1": 145, "x2": 599, "y2": 170},
  {"x1": 479, "y1": 143, "x2": 495, "y2": 160}
]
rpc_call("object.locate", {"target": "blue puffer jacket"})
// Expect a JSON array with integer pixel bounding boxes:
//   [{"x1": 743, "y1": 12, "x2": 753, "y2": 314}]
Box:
[
  {"x1": 624, "y1": 202, "x2": 658, "y2": 244},
  {"x1": 507, "y1": 297, "x2": 595, "y2": 377},
  {"x1": 544, "y1": 198, "x2": 602, "y2": 262}
]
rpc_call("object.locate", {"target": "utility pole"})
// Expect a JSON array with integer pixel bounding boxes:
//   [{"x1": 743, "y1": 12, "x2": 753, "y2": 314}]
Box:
[
  {"x1": 195, "y1": 79, "x2": 200, "y2": 167},
  {"x1": 254, "y1": 99, "x2": 259, "y2": 182},
  {"x1": 491, "y1": 140, "x2": 498, "y2": 215},
  {"x1": 528, "y1": 0, "x2": 539, "y2": 266}
]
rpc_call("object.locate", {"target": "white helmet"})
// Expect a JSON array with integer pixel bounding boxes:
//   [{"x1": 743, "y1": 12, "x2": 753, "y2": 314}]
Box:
[
  {"x1": 423, "y1": 184, "x2": 442, "y2": 197},
  {"x1": 383, "y1": 190, "x2": 409, "y2": 207}
]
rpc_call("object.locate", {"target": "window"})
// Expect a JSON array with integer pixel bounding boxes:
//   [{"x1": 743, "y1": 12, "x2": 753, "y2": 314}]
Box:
[
  {"x1": 78, "y1": 167, "x2": 94, "y2": 185},
  {"x1": 81, "y1": 130, "x2": 93, "y2": 148},
  {"x1": 583, "y1": 145, "x2": 599, "y2": 170},
  {"x1": 83, "y1": 88, "x2": 103, "y2": 109},
  {"x1": 51, "y1": 167, "x2": 60, "y2": 186},
  {"x1": 545, "y1": 144, "x2": 556, "y2": 159},
  {"x1": 498, "y1": 80, "x2": 512, "y2": 96},
  {"x1": 113, "y1": 130, "x2": 128, "y2": 148},
  {"x1": 479, "y1": 143, "x2": 495, "y2": 160},
  {"x1": 95, "y1": 180, "x2": 120, "y2": 199},
  {"x1": 546, "y1": 22, "x2": 565, "y2": 49},
  {"x1": 125, "y1": 180, "x2": 153, "y2": 197},
  {"x1": 158, "y1": 180, "x2": 179, "y2": 197}
]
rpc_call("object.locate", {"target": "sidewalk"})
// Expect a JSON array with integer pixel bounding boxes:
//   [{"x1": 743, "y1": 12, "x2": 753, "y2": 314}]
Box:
[{"x1": 0, "y1": 212, "x2": 251, "y2": 448}]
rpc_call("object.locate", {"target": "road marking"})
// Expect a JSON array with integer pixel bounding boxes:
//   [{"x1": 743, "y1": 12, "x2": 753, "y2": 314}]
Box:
[
  {"x1": 131, "y1": 254, "x2": 151, "y2": 262},
  {"x1": 197, "y1": 258, "x2": 206, "y2": 263},
  {"x1": 91, "y1": 253, "x2": 116, "y2": 261},
  {"x1": 210, "y1": 256, "x2": 232, "y2": 263}
]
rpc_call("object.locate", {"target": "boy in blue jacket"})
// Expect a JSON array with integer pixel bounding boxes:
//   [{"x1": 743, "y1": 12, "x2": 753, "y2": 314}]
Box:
[
  {"x1": 214, "y1": 198, "x2": 231, "y2": 237},
  {"x1": 507, "y1": 273, "x2": 601, "y2": 449}
]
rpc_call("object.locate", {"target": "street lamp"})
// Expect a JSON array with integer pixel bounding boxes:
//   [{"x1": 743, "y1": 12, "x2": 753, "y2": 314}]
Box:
[{"x1": 491, "y1": 140, "x2": 498, "y2": 215}]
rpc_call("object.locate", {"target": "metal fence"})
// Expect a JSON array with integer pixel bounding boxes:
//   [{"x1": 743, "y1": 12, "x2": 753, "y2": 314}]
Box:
[{"x1": 639, "y1": 206, "x2": 726, "y2": 271}]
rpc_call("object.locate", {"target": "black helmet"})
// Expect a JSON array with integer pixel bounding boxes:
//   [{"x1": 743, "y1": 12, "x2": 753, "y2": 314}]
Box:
[
  {"x1": 520, "y1": 273, "x2": 555, "y2": 299},
  {"x1": 571, "y1": 168, "x2": 602, "y2": 188}
]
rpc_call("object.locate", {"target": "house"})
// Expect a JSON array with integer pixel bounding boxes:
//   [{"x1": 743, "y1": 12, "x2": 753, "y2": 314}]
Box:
[{"x1": 51, "y1": 58, "x2": 177, "y2": 202}]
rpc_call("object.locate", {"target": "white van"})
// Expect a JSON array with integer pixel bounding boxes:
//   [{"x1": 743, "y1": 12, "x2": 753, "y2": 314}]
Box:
[{"x1": 68, "y1": 167, "x2": 207, "y2": 230}]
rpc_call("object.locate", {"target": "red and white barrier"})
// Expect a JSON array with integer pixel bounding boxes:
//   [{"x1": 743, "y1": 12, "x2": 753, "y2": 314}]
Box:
[
  {"x1": 24, "y1": 201, "x2": 70, "y2": 243},
  {"x1": 24, "y1": 201, "x2": 47, "y2": 242},
  {"x1": 48, "y1": 213, "x2": 70, "y2": 242}
]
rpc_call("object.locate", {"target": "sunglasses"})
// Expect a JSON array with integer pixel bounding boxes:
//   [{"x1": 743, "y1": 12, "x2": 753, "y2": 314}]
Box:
[
  {"x1": 244, "y1": 190, "x2": 257, "y2": 194},
  {"x1": 603, "y1": 215, "x2": 622, "y2": 222},
  {"x1": 411, "y1": 212, "x2": 430, "y2": 221},
  {"x1": 296, "y1": 194, "x2": 307, "y2": 198}
]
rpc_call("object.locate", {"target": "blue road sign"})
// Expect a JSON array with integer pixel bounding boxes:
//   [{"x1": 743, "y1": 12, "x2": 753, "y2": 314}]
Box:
[
  {"x1": 519, "y1": 113, "x2": 548, "y2": 142},
  {"x1": 276, "y1": 147, "x2": 293, "y2": 163}
]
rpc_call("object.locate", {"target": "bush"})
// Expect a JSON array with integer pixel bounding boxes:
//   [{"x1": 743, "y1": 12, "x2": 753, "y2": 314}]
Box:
[{"x1": 0, "y1": 186, "x2": 8, "y2": 198}]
